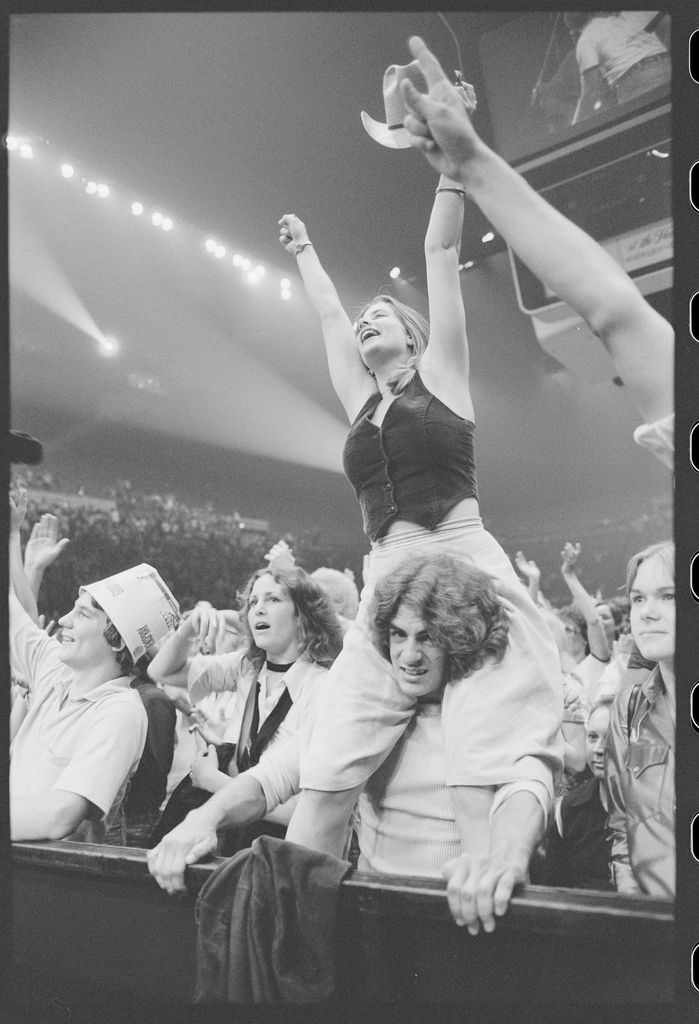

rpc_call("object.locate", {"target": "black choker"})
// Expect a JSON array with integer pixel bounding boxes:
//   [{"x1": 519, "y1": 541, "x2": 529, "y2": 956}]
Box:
[{"x1": 265, "y1": 659, "x2": 296, "y2": 673}]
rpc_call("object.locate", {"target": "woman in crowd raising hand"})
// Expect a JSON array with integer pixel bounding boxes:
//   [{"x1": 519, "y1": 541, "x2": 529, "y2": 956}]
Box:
[{"x1": 277, "y1": 69, "x2": 564, "y2": 898}]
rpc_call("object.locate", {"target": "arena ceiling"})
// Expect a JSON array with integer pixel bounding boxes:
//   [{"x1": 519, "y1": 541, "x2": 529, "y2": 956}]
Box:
[{"x1": 7, "y1": 10, "x2": 671, "y2": 551}]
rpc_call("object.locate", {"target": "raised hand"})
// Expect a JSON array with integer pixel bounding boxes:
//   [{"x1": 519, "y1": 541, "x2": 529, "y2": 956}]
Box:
[
  {"x1": 401, "y1": 36, "x2": 483, "y2": 180},
  {"x1": 278, "y1": 214, "x2": 311, "y2": 255},
  {"x1": 514, "y1": 551, "x2": 541, "y2": 583},
  {"x1": 213, "y1": 609, "x2": 244, "y2": 653},
  {"x1": 9, "y1": 489, "x2": 28, "y2": 533},
  {"x1": 560, "y1": 542, "x2": 582, "y2": 574},
  {"x1": 264, "y1": 538, "x2": 296, "y2": 571},
  {"x1": 24, "y1": 513, "x2": 70, "y2": 575},
  {"x1": 179, "y1": 603, "x2": 227, "y2": 654}
]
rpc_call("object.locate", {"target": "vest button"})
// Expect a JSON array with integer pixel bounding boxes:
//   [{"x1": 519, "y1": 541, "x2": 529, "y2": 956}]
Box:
[{"x1": 387, "y1": 505, "x2": 396, "y2": 513}]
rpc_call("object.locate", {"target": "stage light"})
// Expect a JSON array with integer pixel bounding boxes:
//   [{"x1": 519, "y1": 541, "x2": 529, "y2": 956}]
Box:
[
  {"x1": 131, "y1": 202, "x2": 144, "y2": 216},
  {"x1": 99, "y1": 335, "x2": 119, "y2": 357},
  {"x1": 241, "y1": 257, "x2": 251, "y2": 271},
  {"x1": 19, "y1": 143, "x2": 33, "y2": 159},
  {"x1": 152, "y1": 211, "x2": 163, "y2": 226},
  {"x1": 60, "y1": 163, "x2": 75, "y2": 179},
  {"x1": 85, "y1": 181, "x2": 97, "y2": 195},
  {"x1": 281, "y1": 289, "x2": 291, "y2": 301},
  {"x1": 96, "y1": 183, "x2": 110, "y2": 198},
  {"x1": 205, "y1": 238, "x2": 217, "y2": 253},
  {"x1": 232, "y1": 254, "x2": 243, "y2": 266},
  {"x1": 215, "y1": 245, "x2": 226, "y2": 258},
  {"x1": 161, "y1": 217, "x2": 173, "y2": 231},
  {"x1": 247, "y1": 271, "x2": 260, "y2": 284},
  {"x1": 389, "y1": 266, "x2": 400, "y2": 279},
  {"x1": 280, "y1": 278, "x2": 290, "y2": 289},
  {"x1": 255, "y1": 265, "x2": 265, "y2": 276},
  {"x1": 482, "y1": 231, "x2": 495, "y2": 243},
  {"x1": 6, "y1": 136, "x2": 18, "y2": 151}
]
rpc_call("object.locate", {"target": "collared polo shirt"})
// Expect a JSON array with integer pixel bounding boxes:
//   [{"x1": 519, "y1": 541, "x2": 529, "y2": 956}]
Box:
[{"x1": 10, "y1": 604, "x2": 147, "y2": 842}]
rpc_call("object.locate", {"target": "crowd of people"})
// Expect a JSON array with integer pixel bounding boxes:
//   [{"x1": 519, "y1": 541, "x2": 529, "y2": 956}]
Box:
[
  {"x1": 8, "y1": 34, "x2": 675, "y2": 1001},
  {"x1": 9, "y1": 471, "x2": 363, "y2": 619}
]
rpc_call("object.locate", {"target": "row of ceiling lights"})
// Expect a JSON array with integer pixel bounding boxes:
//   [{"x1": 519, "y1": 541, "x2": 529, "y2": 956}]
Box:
[
  {"x1": 7, "y1": 130, "x2": 502, "y2": 304},
  {"x1": 6, "y1": 131, "x2": 293, "y2": 301}
]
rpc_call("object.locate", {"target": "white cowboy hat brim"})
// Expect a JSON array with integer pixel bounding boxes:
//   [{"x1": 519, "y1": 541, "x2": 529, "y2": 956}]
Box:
[{"x1": 360, "y1": 110, "x2": 413, "y2": 149}]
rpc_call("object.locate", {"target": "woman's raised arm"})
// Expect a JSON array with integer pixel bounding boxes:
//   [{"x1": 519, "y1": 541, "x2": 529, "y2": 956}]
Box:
[
  {"x1": 418, "y1": 176, "x2": 474, "y2": 422},
  {"x1": 279, "y1": 214, "x2": 373, "y2": 421},
  {"x1": 402, "y1": 36, "x2": 673, "y2": 430}
]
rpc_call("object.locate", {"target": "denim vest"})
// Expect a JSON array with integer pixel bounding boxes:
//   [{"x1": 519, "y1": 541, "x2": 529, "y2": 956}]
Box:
[{"x1": 342, "y1": 372, "x2": 478, "y2": 541}]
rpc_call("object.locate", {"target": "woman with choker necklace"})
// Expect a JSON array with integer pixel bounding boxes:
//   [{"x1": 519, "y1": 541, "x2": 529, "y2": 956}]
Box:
[
  {"x1": 276, "y1": 99, "x2": 564, "y2": 873},
  {"x1": 147, "y1": 565, "x2": 343, "y2": 852}
]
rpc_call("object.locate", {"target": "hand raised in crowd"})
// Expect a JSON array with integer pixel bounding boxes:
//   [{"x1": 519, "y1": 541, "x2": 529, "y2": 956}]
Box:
[
  {"x1": 147, "y1": 810, "x2": 219, "y2": 894},
  {"x1": 278, "y1": 214, "x2": 311, "y2": 256},
  {"x1": 514, "y1": 551, "x2": 541, "y2": 584},
  {"x1": 560, "y1": 541, "x2": 582, "y2": 574},
  {"x1": 24, "y1": 513, "x2": 70, "y2": 576},
  {"x1": 400, "y1": 36, "x2": 484, "y2": 181},
  {"x1": 213, "y1": 609, "x2": 244, "y2": 653},
  {"x1": 9, "y1": 489, "x2": 28, "y2": 532},
  {"x1": 442, "y1": 847, "x2": 527, "y2": 935},
  {"x1": 190, "y1": 744, "x2": 222, "y2": 790},
  {"x1": 178, "y1": 602, "x2": 228, "y2": 654},
  {"x1": 263, "y1": 538, "x2": 296, "y2": 571}
]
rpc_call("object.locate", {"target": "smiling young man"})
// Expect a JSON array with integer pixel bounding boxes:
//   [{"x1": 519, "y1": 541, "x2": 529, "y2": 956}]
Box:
[{"x1": 9, "y1": 495, "x2": 180, "y2": 842}]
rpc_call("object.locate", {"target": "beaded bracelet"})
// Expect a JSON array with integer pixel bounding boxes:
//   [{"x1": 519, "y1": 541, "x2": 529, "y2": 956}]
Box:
[{"x1": 435, "y1": 186, "x2": 466, "y2": 197}]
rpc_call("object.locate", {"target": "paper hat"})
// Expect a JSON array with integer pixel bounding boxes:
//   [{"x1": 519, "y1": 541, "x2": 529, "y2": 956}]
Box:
[
  {"x1": 361, "y1": 62, "x2": 477, "y2": 149},
  {"x1": 81, "y1": 563, "x2": 181, "y2": 662},
  {"x1": 361, "y1": 61, "x2": 427, "y2": 149}
]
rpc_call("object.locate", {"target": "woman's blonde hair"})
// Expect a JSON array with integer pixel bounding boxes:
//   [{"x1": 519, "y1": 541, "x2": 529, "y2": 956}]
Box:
[{"x1": 354, "y1": 294, "x2": 429, "y2": 395}]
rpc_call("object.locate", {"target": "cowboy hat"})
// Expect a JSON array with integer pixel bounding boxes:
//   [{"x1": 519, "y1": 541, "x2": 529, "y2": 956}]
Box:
[
  {"x1": 361, "y1": 61, "x2": 428, "y2": 149},
  {"x1": 361, "y1": 61, "x2": 477, "y2": 149}
]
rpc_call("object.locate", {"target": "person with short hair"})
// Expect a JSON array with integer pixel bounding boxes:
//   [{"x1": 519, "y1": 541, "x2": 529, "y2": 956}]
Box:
[
  {"x1": 540, "y1": 701, "x2": 614, "y2": 890},
  {"x1": 9, "y1": 492, "x2": 180, "y2": 842}
]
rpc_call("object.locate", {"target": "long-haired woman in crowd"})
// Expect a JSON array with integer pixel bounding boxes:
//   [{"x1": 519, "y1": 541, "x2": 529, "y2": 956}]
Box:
[{"x1": 148, "y1": 563, "x2": 343, "y2": 851}]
